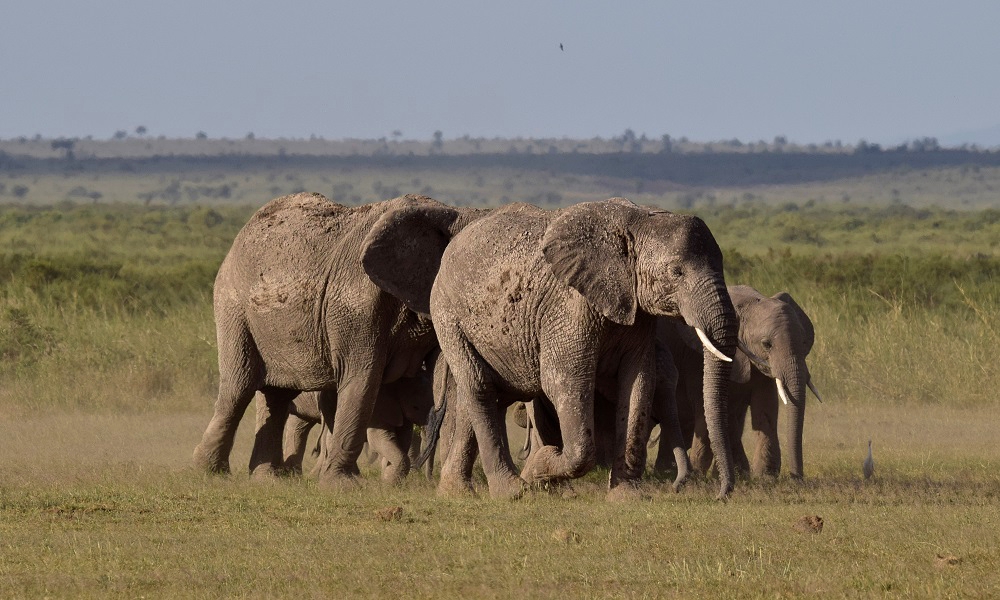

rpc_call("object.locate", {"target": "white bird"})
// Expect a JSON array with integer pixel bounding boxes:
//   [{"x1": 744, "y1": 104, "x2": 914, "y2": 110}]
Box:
[{"x1": 863, "y1": 439, "x2": 874, "y2": 480}]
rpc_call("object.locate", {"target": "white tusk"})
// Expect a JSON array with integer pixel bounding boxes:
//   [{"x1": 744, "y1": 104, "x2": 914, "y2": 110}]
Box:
[
  {"x1": 808, "y1": 380, "x2": 823, "y2": 403},
  {"x1": 776, "y1": 378, "x2": 791, "y2": 405},
  {"x1": 736, "y1": 340, "x2": 769, "y2": 370},
  {"x1": 695, "y1": 327, "x2": 732, "y2": 363}
]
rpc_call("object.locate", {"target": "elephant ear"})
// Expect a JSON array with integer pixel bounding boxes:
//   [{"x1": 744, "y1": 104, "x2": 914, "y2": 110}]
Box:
[
  {"x1": 361, "y1": 197, "x2": 464, "y2": 315},
  {"x1": 541, "y1": 199, "x2": 642, "y2": 325},
  {"x1": 774, "y1": 291, "x2": 815, "y2": 352}
]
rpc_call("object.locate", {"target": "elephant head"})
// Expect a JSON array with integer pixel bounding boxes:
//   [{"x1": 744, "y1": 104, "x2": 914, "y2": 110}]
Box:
[
  {"x1": 728, "y1": 285, "x2": 817, "y2": 479},
  {"x1": 541, "y1": 199, "x2": 739, "y2": 496}
]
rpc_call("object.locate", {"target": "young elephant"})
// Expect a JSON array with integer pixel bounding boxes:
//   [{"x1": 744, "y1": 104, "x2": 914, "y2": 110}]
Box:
[
  {"x1": 193, "y1": 192, "x2": 486, "y2": 486},
  {"x1": 665, "y1": 285, "x2": 820, "y2": 479},
  {"x1": 274, "y1": 364, "x2": 434, "y2": 483},
  {"x1": 401, "y1": 199, "x2": 739, "y2": 499}
]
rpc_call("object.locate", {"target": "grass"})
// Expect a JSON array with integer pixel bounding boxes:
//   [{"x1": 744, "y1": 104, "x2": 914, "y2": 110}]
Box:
[
  {"x1": 0, "y1": 164, "x2": 998, "y2": 596},
  {"x1": 1, "y1": 403, "x2": 998, "y2": 598}
]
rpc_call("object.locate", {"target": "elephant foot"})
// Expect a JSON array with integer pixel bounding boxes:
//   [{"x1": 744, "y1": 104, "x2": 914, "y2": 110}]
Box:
[
  {"x1": 380, "y1": 464, "x2": 409, "y2": 486},
  {"x1": 605, "y1": 481, "x2": 648, "y2": 503},
  {"x1": 317, "y1": 468, "x2": 361, "y2": 492},
  {"x1": 437, "y1": 474, "x2": 476, "y2": 498},
  {"x1": 193, "y1": 444, "x2": 230, "y2": 474},
  {"x1": 520, "y1": 445, "x2": 562, "y2": 484},
  {"x1": 487, "y1": 472, "x2": 527, "y2": 500},
  {"x1": 250, "y1": 463, "x2": 285, "y2": 481},
  {"x1": 281, "y1": 461, "x2": 304, "y2": 477}
]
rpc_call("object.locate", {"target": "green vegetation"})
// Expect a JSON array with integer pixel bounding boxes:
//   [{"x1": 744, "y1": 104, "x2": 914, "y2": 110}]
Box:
[{"x1": 0, "y1": 149, "x2": 997, "y2": 596}]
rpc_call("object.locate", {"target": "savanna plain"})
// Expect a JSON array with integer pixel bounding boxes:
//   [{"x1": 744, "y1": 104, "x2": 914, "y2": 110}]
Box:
[{"x1": 1, "y1": 147, "x2": 999, "y2": 598}]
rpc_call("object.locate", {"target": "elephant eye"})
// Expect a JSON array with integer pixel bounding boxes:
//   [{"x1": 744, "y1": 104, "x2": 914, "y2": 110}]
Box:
[
  {"x1": 669, "y1": 266, "x2": 684, "y2": 278},
  {"x1": 761, "y1": 339, "x2": 772, "y2": 350}
]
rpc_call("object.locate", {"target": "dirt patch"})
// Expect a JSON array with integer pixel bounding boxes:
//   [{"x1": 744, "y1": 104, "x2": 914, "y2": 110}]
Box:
[{"x1": 374, "y1": 506, "x2": 404, "y2": 522}]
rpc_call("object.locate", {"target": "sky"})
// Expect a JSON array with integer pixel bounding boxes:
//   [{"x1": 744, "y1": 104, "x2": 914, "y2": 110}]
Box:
[{"x1": 3, "y1": 1, "x2": 1000, "y2": 146}]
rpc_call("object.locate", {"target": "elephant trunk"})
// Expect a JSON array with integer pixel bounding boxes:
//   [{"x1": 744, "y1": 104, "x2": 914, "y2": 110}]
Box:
[
  {"x1": 777, "y1": 360, "x2": 808, "y2": 479},
  {"x1": 683, "y1": 277, "x2": 738, "y2": 499}
]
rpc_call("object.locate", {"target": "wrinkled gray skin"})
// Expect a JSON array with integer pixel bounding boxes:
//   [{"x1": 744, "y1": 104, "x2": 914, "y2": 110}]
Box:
[
  {"x1": 415, "y1": 199, "x2": 737, "y2": 499},
  {"x1": 511, "y1": 333, "x2": 692, "y2": 492},
  {"x1": 192, "y1": 192, "x2": 485, "y2": 486},
  {"x1": 667, "y1": 285, "x2": 816, "y2": 479},
  {"x1": 275, "y1": 364, "x2": 433, "y2": 483}
]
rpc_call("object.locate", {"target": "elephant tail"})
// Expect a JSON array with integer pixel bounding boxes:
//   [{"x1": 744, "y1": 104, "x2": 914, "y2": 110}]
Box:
[{"x1": 412, "y1": 361, "x2": 450, "y2": 472}]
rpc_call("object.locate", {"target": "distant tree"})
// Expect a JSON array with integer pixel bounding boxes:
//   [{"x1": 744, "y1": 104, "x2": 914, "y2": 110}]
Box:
[
  {"x1": 51, "y1": 138, "x2": 76, "y2": 160},
  {"x1": 432, "y1": 130, "x2": 444, "y2": 152},
  {"x1": 246, "y1": 132, "x2": 255, "y2": 140},
  {"x1": 391, "y1": 130, "x2": 402, "y2": 139},
  {"x1": 659, "y1": 134, "x2": 673, "y2": 154},
  {"x1": 135, "y1": 125, "x2": 147, "y2": 137},
  {"x1": 196, "y1": 131, "x2": 208, "y2": 140},
  {"x1": 12, "y1": 184, "x2": 29, "y2": 198},
  {"x1": 773, "y1": 135, "x2": 787, "y2": 146},
  {"x1": 113, "y1": 130, "x2": 128, "y2": 140}
]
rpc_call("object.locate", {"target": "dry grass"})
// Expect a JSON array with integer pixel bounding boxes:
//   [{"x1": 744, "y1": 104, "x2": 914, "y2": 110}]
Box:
[{"x1": 1, "y1": 402, "x2": 998, "y2": 598}]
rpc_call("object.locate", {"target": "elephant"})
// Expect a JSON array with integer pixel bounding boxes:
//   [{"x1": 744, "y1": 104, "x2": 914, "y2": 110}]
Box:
[
  {"x1": 662, "y1": 284, "x2": 819, "y2": 479},
  {"x1": 192, "y1": 192, "x2": 486, "y2": 487},
  {"x1": 275, "y1": 360, "x2": 434, "y2": 483},
  {"x1": 396, "y1": 199, "x2": 739, "y2": 499}
]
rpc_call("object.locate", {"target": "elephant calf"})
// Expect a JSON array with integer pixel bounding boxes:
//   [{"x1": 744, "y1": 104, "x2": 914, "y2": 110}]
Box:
[
  {"x1": 664, "y1": 284, "x2": 821, "y2": 479},
  {"x1": 272, "y1": 366, "x2": 434, "y2": 484}
]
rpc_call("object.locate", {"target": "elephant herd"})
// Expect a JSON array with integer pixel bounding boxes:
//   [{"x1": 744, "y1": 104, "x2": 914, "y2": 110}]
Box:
[{"x1": 192, "y1": 192, "x2": 820, "y2": 500}]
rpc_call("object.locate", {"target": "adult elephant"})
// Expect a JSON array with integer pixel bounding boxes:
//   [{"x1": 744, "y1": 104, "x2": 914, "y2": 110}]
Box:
[
  {"x1": 664, "y1": 285, "x2": 819, "y2": 479},
  {"x1": 192, "y1": 192, "x2": 485, "y2": 487},
  {"x1": 279, "y1": 356, "x2": 435, "y2": 482},
  {"x1": 394, "y1": 199, "x2": 739, "y2": 499}
]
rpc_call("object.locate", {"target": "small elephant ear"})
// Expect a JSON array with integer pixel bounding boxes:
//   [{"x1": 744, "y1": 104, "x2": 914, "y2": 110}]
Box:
[
  {"x1": 774, "y1": 292, "x2": 815, "y2": 351},
  {"x1": 541, "y1": 199, "x2": 641, "y2": 325},
  {"x1": 361, "y1": 197, "x2": 463, "y2": 315}
]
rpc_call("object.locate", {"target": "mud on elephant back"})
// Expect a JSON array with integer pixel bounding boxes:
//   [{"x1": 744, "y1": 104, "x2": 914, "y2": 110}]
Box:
[
  {"x1": 394, "y1": 198, "x2": 739, "y2": 500},
  {"x1": 192, "y1": 192, "x2": 486, "y2": 488}
]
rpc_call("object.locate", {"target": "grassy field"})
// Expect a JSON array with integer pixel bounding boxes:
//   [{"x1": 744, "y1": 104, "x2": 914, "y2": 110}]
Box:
[{"x1": 1, "y1": 158, "x2": 999, "y2": 597}]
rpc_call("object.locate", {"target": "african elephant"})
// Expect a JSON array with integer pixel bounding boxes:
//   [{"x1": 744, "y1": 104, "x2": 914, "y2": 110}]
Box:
[
  {"x1": 275, "y1": 364, "x2": 433, "y2": 483},
  {"x1": 397, "y1": 199, "x2": 739, "y2": 499},
  {"x1": 192, "y1": 192, "x2": 485, "y2": 486},
  {"x1": 665, "y1": 285, "x2": 819, "y2": 479}
]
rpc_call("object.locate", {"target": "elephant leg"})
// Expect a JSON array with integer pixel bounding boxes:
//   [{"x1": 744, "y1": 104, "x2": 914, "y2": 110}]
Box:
[
  {"x1": 729, "y1": 389, "x2": 752, "y2": 476},
  {"x1": 250, "y1": 387, "x2": 298, "y2": 478},
  {"x1": 654, "y1": 387, "x2": 691, "y2": 490},
  {"x1": 193, "y1": 320, "x2": 263, "y2": 474},
  {"x1": 438, "y1": 395, "x2": 479, "y2": 495},
  {"x1": 438, "y1": 326, "x2": 522, "y2": 499},
  {"x1": 316, "y1": 369, "x2": 383, "y2": 489},
  {"x1": 367, "y1": 425, "x2": 410, "y2": 484},
  {"x1": 408, "y1": 426, "x2": 422, "y2": 466},
  {"x1": 282, "y1": 412, "x2": 316, "y2": 475},
  {"x1": 750, "y1": 386, "x2": 781, "y2": 477},
  {"x1": 686, "y1": 367, "x2": 714, "y2": 475},
  {"x1": 607, "y1": 347, "x2": 656, "y2": 492},
  {"x1": 522, "y1": 378, "x2": 598, "y2": 487}
]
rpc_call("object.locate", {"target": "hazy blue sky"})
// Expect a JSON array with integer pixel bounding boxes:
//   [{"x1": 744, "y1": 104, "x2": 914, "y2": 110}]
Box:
[{"x1": 3, "y1": 1, "x2": 999, "y2": 145}]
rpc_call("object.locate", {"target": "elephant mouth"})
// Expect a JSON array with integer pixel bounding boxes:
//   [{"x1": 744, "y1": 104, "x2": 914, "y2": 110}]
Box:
[{"x1": 737, "y1": 340, "x2": 822, "y2": 404}]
